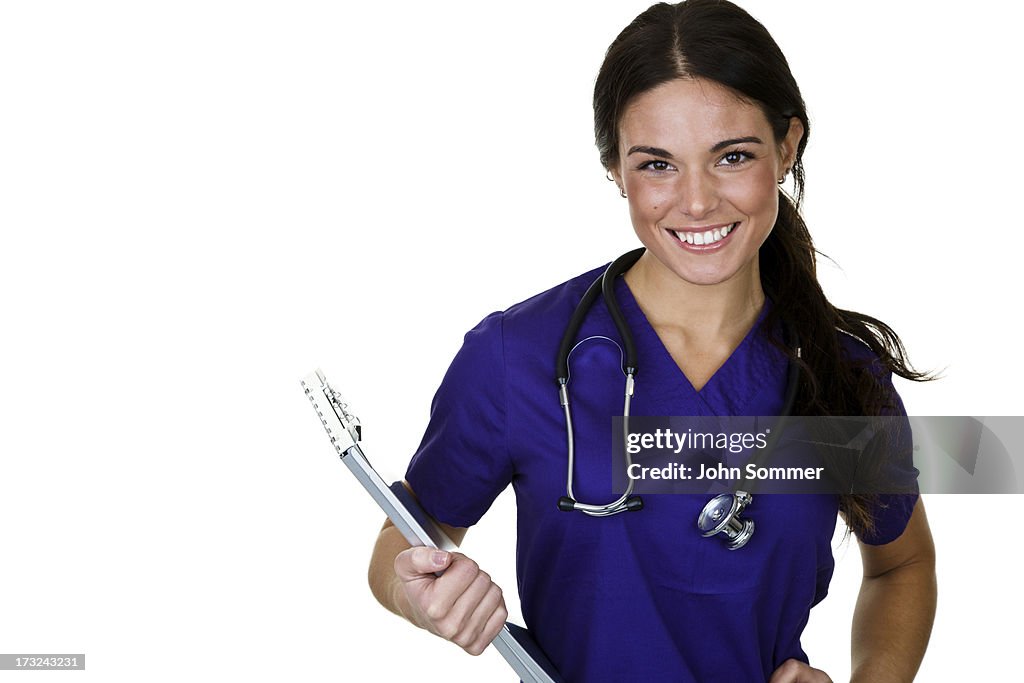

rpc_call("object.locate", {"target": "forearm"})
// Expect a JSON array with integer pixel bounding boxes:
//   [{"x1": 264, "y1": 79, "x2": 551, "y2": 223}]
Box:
[
  {"x1": 368, "y1": 520, "x2": 417, "y2": 622},
  {"x1": 850, "y1": 559, "x2": 937, "y2": 682}
]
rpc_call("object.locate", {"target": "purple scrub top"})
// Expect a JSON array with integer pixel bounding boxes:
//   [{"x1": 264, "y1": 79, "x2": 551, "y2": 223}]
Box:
[{"x1": 406, "y1": 263, "x2": 917, "y2": 683}]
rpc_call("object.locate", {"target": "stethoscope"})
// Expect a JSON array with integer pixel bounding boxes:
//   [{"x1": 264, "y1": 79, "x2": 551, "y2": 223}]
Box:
[{"x1": 554, "y1": 248, "x2": 801, "y2": 549}]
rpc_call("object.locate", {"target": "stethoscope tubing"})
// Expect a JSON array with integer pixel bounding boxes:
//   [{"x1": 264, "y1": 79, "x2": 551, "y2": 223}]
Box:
[
  {"x1": 556, "y1": 248, "x2": 644, "y2": 382},
  {"x1": 556, "y1": 248, "x2": 645, "y2": 516},
  {"x1": 554, "y1": 248, "x2": 802, "y2": 529}
]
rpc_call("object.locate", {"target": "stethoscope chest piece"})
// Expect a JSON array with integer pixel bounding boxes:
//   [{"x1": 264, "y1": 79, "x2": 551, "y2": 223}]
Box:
[{"x1": 697, "y1": 491, "x2": 755, "y2": 550}]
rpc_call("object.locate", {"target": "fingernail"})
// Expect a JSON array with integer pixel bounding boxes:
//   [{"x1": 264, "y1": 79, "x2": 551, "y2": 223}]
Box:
[{"x1": 432, "y1": 551, "x2": 448, "y2": 566}]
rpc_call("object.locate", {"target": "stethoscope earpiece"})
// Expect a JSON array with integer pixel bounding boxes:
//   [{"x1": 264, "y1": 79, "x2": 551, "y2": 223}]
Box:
[{"x1": 698, "y1": 491, "x2": 755, "y2": 550}]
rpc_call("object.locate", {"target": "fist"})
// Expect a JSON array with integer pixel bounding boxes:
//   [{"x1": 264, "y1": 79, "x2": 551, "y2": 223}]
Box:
[
  {"x1": 393, "y1": 547, "x2": 508, "y2": 656},
  {"x1": 769, "y1": 658, "x2": 833, "y2": 683}
]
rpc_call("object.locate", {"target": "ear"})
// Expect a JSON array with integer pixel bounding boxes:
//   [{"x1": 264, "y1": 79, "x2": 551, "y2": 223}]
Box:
[
  {"x1": 608, "y1": 166, "x2": 623, "y2": 186},
  {"x1": 779, "y1": 117, "x2": 805, "y2": 171}
]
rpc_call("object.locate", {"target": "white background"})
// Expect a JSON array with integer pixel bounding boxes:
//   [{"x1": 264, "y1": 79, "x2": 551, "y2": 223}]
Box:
[{"x1": 1, "y1": 1, "x2": 1021, "y2": 681}]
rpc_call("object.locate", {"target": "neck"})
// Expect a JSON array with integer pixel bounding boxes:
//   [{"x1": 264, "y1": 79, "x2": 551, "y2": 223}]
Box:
[{"x1": 622, "y1": 251, "x2": 766, "y2": 342}]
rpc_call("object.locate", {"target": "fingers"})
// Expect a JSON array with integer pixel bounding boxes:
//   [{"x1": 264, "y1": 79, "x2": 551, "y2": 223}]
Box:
[
  {"x1": 393, "y1": 548, "x2": 507, "y2": 656},
  {"x1": 768, "y1": 658, "x2": 833, "y2": 683},
  {"x1": 394, "y1": 547, "x2": 452, "y2": 583},
  {"x1": 465, "y1": 589, "x2": 508, "y2": 655},
  {"x1": 452, "y1": 573, "x2": 507, "y2": 655},
  {"x1": 420, "y1": 553, "x2": 485, "y2": 625}
]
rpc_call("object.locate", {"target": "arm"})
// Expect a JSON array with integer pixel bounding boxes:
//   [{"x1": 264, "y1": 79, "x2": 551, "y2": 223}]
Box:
[
  {"x1": 367, "y1": 483, "x2": 508, "y2": 656},
  {"x1": 770, "y1": 497, "x2": 936, "y2": 683},
  {"x1": 850, "y1": 497, "x2": 937, "y2": 683}
]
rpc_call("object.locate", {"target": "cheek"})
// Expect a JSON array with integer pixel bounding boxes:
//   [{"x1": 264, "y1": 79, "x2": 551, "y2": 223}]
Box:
[
  {"x1": 722, "y1": 170, "x2": 779, "y2": 219},
  {"x1": 629, "y1": 184, "x2": 672, "y2": 217}
]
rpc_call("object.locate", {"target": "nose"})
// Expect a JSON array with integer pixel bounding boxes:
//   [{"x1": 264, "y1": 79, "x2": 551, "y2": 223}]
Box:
[{"x1": 675, "y1": 169, "x2": 719, "y2": 220}]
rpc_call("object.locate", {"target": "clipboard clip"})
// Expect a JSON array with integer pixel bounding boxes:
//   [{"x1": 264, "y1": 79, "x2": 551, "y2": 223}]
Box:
[{"x1": 302, "y1": 368, "x2": 362, "y2": 454}]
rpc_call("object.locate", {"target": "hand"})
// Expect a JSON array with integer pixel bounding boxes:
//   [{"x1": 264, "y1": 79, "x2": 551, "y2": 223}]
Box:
[
  {"x1": 769, "y1": 658, "x2": 833, "y2": 683},
  {"x1": 393, "y1": 547, "x2": 508, "y2": 656}
]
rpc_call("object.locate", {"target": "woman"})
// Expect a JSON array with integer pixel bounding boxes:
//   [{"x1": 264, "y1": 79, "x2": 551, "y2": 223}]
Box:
[{"x1": 368, "y1": 1, "x2": 936, "y2": 681}]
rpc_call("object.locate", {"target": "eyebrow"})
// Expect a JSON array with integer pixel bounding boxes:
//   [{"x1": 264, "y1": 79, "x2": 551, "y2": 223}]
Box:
[
  {"x1": 627, "y1": 145, "x2": 676, "y2": 159},
  {"x1": 710, "y1": 136, "x2": 764, "y2": 152},
  {"x1": 626, "y1": 136, "x2": 765, "y2": 158}
]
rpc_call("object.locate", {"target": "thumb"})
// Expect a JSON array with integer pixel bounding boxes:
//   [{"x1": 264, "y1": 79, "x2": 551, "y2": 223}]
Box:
[{"x1": 394, "y1": 547, "x2": 452, "y2": 582}]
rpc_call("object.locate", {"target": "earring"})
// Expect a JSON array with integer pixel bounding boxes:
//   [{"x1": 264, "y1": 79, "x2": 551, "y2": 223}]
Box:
[
  {"x1": 777, "y1": 169, "x2": 789, "y2": 184},
  {"x1": 607, "y1": 170, "x2": 627, "y2": 197}
]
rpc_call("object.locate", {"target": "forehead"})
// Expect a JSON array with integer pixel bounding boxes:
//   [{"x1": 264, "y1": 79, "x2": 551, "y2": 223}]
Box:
[{"x1": 619, "y1": 77, "x2": 773, "y2": 148}]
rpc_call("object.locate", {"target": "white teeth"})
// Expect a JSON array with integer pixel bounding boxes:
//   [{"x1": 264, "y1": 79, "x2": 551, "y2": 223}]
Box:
[{"x1": 673, "y1": 223, "x2": 736, "y2": 245}]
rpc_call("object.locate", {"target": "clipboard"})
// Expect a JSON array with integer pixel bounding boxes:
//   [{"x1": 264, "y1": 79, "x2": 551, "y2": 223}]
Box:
[{"x1": 302, "y1": 369, "x2": 563, "y2": 683}]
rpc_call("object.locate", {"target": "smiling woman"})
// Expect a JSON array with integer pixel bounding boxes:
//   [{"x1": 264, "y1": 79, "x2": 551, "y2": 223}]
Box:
[
  {"x1": 612, "y1": 78, "x2": 803, "y2": 289},
  {"x1": 365, "y1": 1, "x2": 936, "y2": 682}
]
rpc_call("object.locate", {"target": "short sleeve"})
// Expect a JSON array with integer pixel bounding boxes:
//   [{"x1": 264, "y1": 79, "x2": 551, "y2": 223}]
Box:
[
  {"x1": 404, "y1": 311, "x2": 514, "y2": 528},
  {"x1": 858, "y1": 368, "x2": 920, "y2": 546}
]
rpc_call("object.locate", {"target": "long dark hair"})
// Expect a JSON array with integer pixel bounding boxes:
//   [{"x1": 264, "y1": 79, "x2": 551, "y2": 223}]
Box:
[{"x1": 593, "y1": 0, "x2": 930, "y2": 536}]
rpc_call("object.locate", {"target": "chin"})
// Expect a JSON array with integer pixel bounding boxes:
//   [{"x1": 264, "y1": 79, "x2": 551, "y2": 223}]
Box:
[
  {"x1": 654, "y1": 253, "x2": 747, "y2": 288},
  {"x1": 675, "y1": 270, "x2": 739, "y2": 287}
]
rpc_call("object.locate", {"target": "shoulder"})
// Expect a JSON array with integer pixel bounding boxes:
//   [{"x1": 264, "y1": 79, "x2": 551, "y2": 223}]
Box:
[
  {"x1": 837, "y1": 328, "x2": 885, "y2": 367},
  {"x1": 463, "y1": 263, "x2": 606, "y2": 345},
  {"x1": 835, "y1": 327, "x2": 909, "y2": 417},
  {"x1": 441, "y1": 264, "x2": 608, "y2": 387},
  {"x1": 836, "y1": 328, "x2": 897, "y2": 387},
  {"x1": 502, "y1": 264, "x2": 605, "y2": 328}
]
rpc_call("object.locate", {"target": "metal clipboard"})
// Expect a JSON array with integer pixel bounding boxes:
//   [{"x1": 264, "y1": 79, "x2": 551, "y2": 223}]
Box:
[{"x1": 302, "y1": 369, "x2": 563, "y2": 683}]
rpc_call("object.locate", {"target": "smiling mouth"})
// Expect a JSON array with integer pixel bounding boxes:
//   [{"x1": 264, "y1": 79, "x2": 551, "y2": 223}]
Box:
[{"x1": 667, "y1": 222, "x2": 739, "y2": 246}]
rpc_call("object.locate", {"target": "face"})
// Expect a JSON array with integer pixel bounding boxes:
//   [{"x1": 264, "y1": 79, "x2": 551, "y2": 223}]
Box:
[{"x1": 610, "y1": 77, "x2": 804, "y2": 288}]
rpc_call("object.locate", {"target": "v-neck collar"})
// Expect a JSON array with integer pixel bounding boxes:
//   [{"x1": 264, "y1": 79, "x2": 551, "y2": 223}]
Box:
[{"x1": 611, "y1": 275, "x2": 787, "y2": 416}]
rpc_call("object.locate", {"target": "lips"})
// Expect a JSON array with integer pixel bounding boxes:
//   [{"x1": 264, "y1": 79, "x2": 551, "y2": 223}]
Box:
[
  {"x1": 666, "y1": 222, "x2": 740, "y2": 251},
  {"x1": 670, "y1": 222, "x2": 738, "y2": 245}
]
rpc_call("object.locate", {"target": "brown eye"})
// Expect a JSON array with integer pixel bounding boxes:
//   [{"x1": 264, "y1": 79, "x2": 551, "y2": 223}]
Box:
[
  {"x1": 639, "y1": 160, "x2": 673, "y2": 172},
  {"x1": 720, "y1": 150, "x2": 754, "y2": 166}
]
